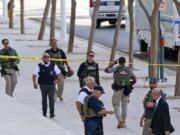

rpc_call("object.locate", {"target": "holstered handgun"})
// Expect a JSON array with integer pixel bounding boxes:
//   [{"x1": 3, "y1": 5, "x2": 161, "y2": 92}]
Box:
[{"x1": 0, "y1": 68, "x2": 11, "y2": 77}]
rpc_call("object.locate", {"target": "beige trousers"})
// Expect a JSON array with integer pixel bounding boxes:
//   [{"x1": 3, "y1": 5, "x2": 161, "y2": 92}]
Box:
[
  {"x1": 142, "y1": 119, "x2": 152, "y2": 135},
  {"x1": 112, "y1": 90, "x2": 129, "y2": 123},
  {"x1": 4, "y1": 69, "x2": 17, "y2": 97},
  {"x1": 56, "y1": 76, "x2": 64, "y2": 97}
]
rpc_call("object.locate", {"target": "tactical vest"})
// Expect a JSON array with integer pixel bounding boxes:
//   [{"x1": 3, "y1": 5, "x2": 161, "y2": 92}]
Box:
[
  {"x1": 0, "y1": 47, "x2": 18, "y2": 69},
  {"x1": 79, "y1": 88, "x2": 92, "y2": 95},
  {"x1": 84, "y1": 62, "x2": 97, "y2": 78},
  {"x1": 83, "y1": 95, "x2": 103, "y2": 118},
  {"x1": 79, "y1": 62, "x2": 98, "y2": 87},
  {"x1": 143, "y1": 90, "x2": 155, "y2": 119},
  {"x1": 38, "y1": 62, "x2": 57, "y2": 84},
  {"x1": 113, "y1": 66, "x2": 131, "y2": 87},
  {"x1": 47, "y1": 48, "x2": 64, "y2": 68}
]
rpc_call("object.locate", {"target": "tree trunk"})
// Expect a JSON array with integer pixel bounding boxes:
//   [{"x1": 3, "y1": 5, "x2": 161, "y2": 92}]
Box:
[
  {"x1": 109, "y1": 0, "x2": 124, "y2": 62},
  {"x1": 87, "y1": 0, "x2": 100, "y2": 56},
  {"x1": 8, "y1": 0, "x2": 14, "y2": 28},
  {"x1": 173, "y1": 0, "x2": 180, "y2": 14},
  {"x1": 173, "y1": 0, "x2": 180, "y2": 96},
  {"x1": 38, "y1": 0, "x2": 51, "y2": 40},
  {"x1": 68, "y1": 0, "x2": 76, "y2": 52},
  {"x1": 149, "y1": 17, "x2": 158, "y2": 78},
  {"x1": 20, "y1": 0, "x2": 25, "y2": 34},
  {"x1": 175, "y1": 49, "x2": 180, "y2": 96},
  {"x1": 128, "y1": 0, "x2": 134, "y2": 69},
  {"x1": 138, "y1": 0, "x2": 162, "y2": 78},
  {"x1": 49, "y1": 0, "x2": 56, "y2": 45}
]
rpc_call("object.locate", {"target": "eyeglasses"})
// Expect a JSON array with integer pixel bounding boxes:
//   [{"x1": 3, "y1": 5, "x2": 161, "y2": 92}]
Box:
[
  {"x1": 43, "y1": 56, "x2": 50, "y2": 58},
  {"x1": 89, "y1": 55, "x2": 94, "y2": 57},
  {"x1": 150, "y1": 82, "x2": 157, "y2": 84}
]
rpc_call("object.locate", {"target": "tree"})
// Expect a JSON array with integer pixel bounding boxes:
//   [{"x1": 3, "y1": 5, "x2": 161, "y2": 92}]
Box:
[
  {"x1": 109, "y1": 0, "x2": 124, "y2": 62},
  {"x1": 8, "y1": 0, "x2": 15, "y2": 28},
  {"x1": 49, "y1": 0, "x2": 56, "y2": 44},
  {"x1": 68, "y1": 0, "x2": 76, "y2": 52},
  {"x1": 138, "y1": 0, "x2": 163, "y2": 78},
  {"x1": 87, "y1": 0, "x2": 100, "y2": 56},
  {"x1": 173, "y1": 0, "x2": 180, "y2": 96},
  {"x1": 128, "y1": 0, "x2": 134, "y2": 69},
  {"x1": 20, "y1": 0, "x2": 25, "y2": 34},
  {"x1": 38, "y1": 0, "x2": 51, "y2": 40}
]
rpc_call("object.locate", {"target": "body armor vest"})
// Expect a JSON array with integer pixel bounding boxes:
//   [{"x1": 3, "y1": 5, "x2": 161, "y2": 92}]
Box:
[
  {"x1": 47, "y1": 48, "x2": 64, "y2": 68},
  {"x1": 113, "y1": 66, "x2": 130, "y2": 87},
  {"x1": 84, "y1": 62, "x2": 97, "y2": 78},
  {"x1": 83, "y1": 95, "x2": 104, "y2": 118},
  {"x1": 38, "y1": 62, "x2": 56, "y2": 84}
]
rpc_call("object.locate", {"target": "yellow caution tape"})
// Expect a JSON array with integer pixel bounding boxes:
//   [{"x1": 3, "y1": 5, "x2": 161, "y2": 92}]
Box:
[{"x1": 0, "y1": 55, "x2": 179, "y2": 66}]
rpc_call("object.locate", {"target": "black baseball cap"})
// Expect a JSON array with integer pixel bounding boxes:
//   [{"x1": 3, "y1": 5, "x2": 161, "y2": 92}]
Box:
[
  {"x1": 119, "y1": 56, "x2": 126, "y2": 63},
  {"x1": 149, "y1": 78, "x2": 157, "y2": 83},
  {"x1": 94, "y1": 85, "x2": 105, "y2": 94}
]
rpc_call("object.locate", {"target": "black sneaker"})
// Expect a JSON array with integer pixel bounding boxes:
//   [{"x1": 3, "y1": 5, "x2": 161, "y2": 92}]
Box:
[{"x1": 50, "y1": 114, "x2": 55, "y2": 118}]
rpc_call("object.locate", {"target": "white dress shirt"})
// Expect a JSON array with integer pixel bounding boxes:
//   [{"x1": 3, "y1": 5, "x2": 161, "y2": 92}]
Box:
[{"x1": 155, "y1": 96, "x2": 162, "y2": 109}]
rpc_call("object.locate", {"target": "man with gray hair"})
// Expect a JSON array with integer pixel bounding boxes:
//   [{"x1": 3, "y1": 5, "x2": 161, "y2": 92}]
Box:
[{"x1": 76, "y1": 76, "x2": 96, "y2": 135}]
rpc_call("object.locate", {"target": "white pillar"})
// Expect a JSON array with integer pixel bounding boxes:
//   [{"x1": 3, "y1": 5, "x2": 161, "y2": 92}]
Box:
[
  {"x1": 59, "y1": 0, "x2": 67, "y2": 45},
  {"x1": 0, "y1": 0, "x2": 8, "y2": 23}
]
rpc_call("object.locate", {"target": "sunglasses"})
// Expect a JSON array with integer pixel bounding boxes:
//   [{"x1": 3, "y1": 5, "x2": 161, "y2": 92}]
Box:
[
  {"x1": 89, "y1": 55, "x2": 94, "y2": 57},
  {"x1": 43, "y1": 56, "x2": 50, "y2": 58},
  {"x1": 3, "y1": 42, "x2": 9, "y2": 45}
]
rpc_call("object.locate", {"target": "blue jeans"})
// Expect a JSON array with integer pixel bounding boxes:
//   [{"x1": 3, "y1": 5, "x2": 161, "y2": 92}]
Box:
[{"x1": 85, "y1": 119, "x2": 104, "y2": 135}]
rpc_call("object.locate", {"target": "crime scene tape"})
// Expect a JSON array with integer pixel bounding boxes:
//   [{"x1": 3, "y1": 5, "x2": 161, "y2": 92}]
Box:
[{"x1": 0, "y1": 55, "x2": 180, "y2": 67}]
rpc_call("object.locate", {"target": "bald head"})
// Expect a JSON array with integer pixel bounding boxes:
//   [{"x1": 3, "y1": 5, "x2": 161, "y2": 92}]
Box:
[
  {"x1": 42, "y1": 53, "x2": 50, "y2": 58},
  {"x1": 42, "y1": 53, "x2": 50, "y2": 63},
  {"x1": 151, "y1": 88, "x2": 161, "y2": 100}
]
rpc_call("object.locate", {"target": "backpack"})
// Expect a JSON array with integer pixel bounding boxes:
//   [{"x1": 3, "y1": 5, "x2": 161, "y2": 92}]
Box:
[{"x1": 113, "y1": 66, "x2": 131, "y2": 87}]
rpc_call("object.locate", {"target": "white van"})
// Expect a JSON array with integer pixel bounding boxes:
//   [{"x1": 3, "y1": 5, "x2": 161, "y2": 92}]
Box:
[
  {"x1": 135, "y1": 0, "x2": 180, "y2": 57},
  {"x1": 89, "y1": 0, "x2": 126, "y2": 28}
]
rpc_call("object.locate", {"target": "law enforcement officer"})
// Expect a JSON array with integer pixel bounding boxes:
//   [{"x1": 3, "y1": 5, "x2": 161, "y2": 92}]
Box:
[
  {"x1": 45, "y1": 39, "x2": 73, "y2": 101},
  {"x1": 77, "y1": 51, "x2": 100, "y2": 88},
  {"x1": 140, "y1": 78, "x2": 166, "y2": 135},
  {"x1": 32, "y1": 53, "x2": 61, "y2": 118},
  {"x1": 104, "y1": 56, "x2": 136, "y2": 128},
  {"x1": 0, "y1": 39, "x2": 20, "y2": 97},
  {"x1": 76, "y1": 77, "x2": 96, "y2": 135},
  {"x1": 83, "y1": 85, "x2": 114, "y2": 135}
]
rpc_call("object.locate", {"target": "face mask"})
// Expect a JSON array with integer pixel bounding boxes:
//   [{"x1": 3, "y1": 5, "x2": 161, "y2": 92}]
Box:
[{"x1": 44, "y1": 62, "x2": 48, "y2": 64}]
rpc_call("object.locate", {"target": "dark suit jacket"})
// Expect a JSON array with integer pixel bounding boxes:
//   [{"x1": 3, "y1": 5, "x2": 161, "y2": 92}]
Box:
[{"x1": 151, "y1": 97, "x2": 174, "y2": 135}]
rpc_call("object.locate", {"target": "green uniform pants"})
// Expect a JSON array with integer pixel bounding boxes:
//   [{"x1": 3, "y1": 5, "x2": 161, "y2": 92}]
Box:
[{"x1": 143, "y1": 119, "x2": 152, "y2": 135}]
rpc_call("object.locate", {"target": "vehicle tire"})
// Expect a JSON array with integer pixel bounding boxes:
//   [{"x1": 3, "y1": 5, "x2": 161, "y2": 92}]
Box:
[
  {"x1": 140, "y1": 40, "x2": 148, "y2": 52},
  {"x1": 120, "y1": 24, "x2": 126, "y2": 28},
  {"x1": 96, "y1": 20, "x2": 101, "y2": 28},
  {"x1": 109, "y1": 20, "x2": 117, "y2": 25}
]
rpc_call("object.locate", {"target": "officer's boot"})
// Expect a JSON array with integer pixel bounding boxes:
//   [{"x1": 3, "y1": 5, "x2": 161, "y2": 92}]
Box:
[{"x1": 117, "y1": 121, "x2": 126, "y2": 128}]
